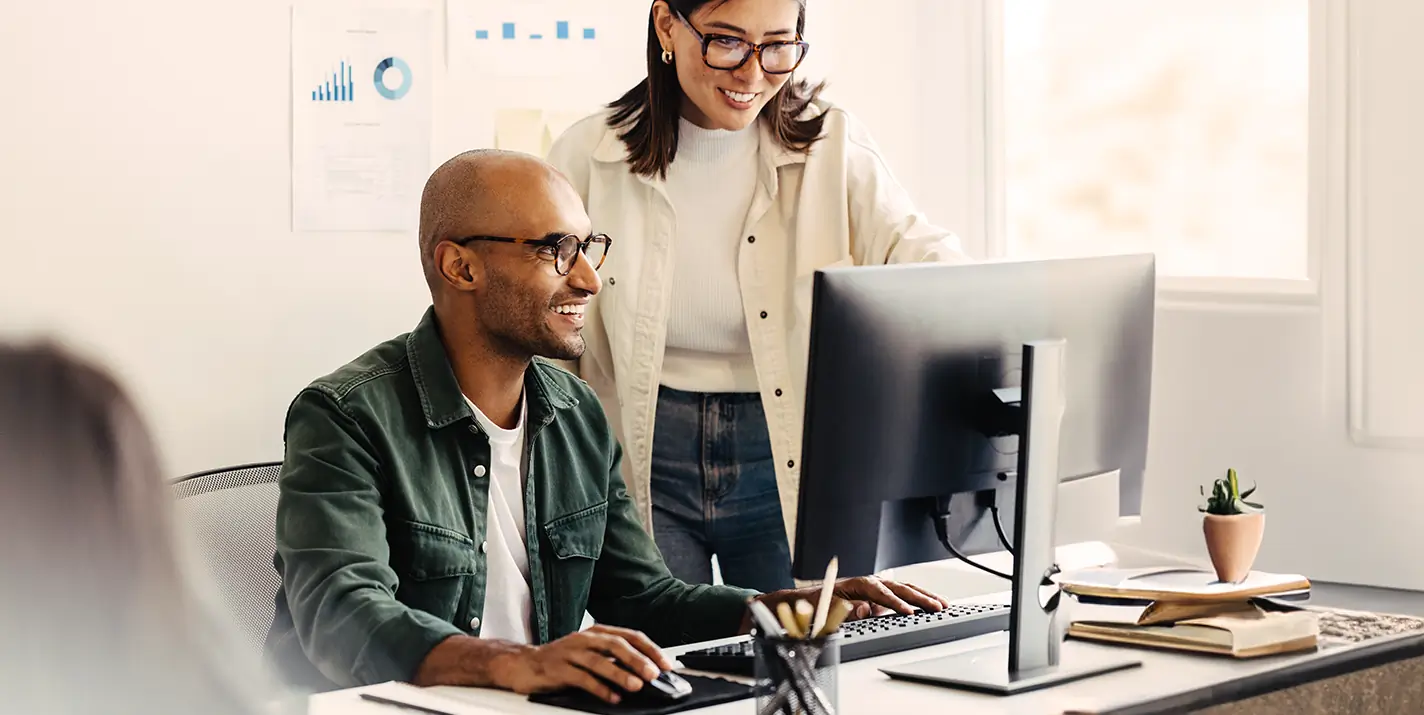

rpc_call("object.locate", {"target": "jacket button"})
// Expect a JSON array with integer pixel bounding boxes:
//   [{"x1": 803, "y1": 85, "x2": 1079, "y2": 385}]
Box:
[
  {"x1": 468, "y1": 425, "x2": 478, "y2": 434},
  {"x1": 787, "y1": 460, "x2": 795, "y2": 468},
  {"x1": 481, "y1": 541, "x2": 489, "y2": 554},
  {"x1": 469, "y1": 617, "x2": 481, "y2": 630},
  {"x1": 760, "y1": 311, "x2": 768, "y2": 319},
  {"x1": 473, "y1": 465, "x2": 487, "y2": 478},
  {"x1": 775, "y1": 389, "x2": 783, "y2": 397},
  {"x1": 747, "y1": 236, "x2": 756, "y2": 243}
]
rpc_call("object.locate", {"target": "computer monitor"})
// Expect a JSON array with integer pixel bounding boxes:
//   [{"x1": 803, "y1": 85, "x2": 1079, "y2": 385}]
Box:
[{"x1": 791, "y1": 253, "x2": 1156, "y2": 694}]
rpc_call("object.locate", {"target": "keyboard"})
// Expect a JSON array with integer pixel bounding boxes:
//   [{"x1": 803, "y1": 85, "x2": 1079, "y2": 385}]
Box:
[{"x1": 676, "y1": 602, "x2": 1012, "y2": 677}]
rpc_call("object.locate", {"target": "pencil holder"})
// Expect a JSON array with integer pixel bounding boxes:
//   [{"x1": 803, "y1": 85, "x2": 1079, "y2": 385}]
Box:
[{"x1": 751, "y1": 630, "x2": 840, "y2": 715}]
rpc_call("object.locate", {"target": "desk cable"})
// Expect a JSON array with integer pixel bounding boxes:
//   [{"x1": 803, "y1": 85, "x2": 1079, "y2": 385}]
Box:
[{"x1": 932, "y1": 507, "x2": 1064, "y2": 612}]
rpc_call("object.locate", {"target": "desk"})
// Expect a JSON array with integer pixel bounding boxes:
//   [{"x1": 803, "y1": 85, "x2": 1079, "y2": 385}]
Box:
[{"x1": 309, "y1": 569, "x2": 1424, "y2": 714}]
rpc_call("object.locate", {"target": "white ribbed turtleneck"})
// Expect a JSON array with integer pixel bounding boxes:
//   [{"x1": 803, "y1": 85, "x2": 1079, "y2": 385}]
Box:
[{"x1": 659, "y1": 117, "x2": 761, "y2": 394}]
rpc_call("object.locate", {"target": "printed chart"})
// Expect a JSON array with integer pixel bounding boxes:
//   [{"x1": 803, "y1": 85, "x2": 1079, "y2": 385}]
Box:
[
  {"x1": 291, "y1": 2, "x2": 432, "y2": 232},
  {"x1": 447, "y1": 0, "x2": 643, "y2": 78}
]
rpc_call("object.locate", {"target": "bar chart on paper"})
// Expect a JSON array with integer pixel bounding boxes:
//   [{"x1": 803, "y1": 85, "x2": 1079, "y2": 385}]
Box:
[
  {"x1": 311, "y1": 60, "x2": 356, "y2": 102},
  {"x1": 447, "y1": 0, "x2": 643, "y2": 78},
  {"x1": 469, "y1": 18, "x2": 597, "y2": 41}
]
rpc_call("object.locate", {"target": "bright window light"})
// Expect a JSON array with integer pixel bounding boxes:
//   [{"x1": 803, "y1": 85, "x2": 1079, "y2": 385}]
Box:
[{"x1": 1001, "y1": 0, "x2": 1309, "y2": 279}]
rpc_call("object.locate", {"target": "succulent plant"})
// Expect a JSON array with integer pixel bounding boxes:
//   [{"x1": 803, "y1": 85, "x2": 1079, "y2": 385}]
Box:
[{"x1": 1199, "y1": 468, "x2": 1263, "y2": 516}]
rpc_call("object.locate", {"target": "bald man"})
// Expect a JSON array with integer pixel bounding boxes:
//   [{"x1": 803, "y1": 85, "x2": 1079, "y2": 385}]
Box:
[{"x1": 263, "y1": 150, "x2": 950, "y2": 700}]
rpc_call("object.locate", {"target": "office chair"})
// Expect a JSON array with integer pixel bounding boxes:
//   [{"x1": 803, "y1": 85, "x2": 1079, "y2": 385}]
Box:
[{"x1": 170, "y1": 461, "x2": 283, "y2": 658}]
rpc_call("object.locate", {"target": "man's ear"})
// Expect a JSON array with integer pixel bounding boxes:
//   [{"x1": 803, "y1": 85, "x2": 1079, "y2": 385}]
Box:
[{"x1": 436, "y1": 241, "x2": 479, "y2": 291}]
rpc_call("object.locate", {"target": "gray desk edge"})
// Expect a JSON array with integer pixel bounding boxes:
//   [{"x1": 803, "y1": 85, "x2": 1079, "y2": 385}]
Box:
[{"x1": 1096, "y1": 630, "x2": 1424, "y2": 715}]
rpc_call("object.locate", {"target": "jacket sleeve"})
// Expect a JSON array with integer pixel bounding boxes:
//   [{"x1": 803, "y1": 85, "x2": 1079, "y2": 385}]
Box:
[
  {"x1": 585, "y1": 434, "x2": 755, "y2": 645},
  {"x1": 274, "y1": 388, "x2": 464, "y2": 688},
  {"x1": 838, "y1": 111, "x2": 973, "y2": 266}
]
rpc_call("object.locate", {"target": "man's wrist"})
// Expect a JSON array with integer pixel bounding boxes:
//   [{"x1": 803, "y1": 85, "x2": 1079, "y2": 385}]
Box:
[
  {"x1": 412, "y1": 634, "x2": 533, "y2": 688},
  {"x1": 486, "y1": 642, "x2": 537, "y2": 689}
]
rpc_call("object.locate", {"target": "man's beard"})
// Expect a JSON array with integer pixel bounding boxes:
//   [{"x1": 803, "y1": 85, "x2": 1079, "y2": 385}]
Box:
[{"x1": 481, "y1": 267, "x2": 586, "y2": 361}]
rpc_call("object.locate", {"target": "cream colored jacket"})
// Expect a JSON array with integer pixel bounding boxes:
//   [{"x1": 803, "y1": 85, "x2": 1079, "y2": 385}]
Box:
[{"x1": 546, "y1": 100, "x2": 968, "y2": 553}]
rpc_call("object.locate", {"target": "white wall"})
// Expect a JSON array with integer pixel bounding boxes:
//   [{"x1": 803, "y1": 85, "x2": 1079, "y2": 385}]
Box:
[
  {"x1": 6, "y1": 0, "x2": 1423, "y2": 592},
  {"x1": 2, "y1": 0, "x2": 430, "y2": 476},
  {"x1": 0, "y1": 0, "x2": 957, "y2": 479},
  {"x1": 1123, "y1": 0, "x2": 1424, "y2": 590}
]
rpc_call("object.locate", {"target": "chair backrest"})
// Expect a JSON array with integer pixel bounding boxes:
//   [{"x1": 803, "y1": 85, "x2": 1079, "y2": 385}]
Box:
[{"x1": 171, "y1": 462, "x2": 282, "y2": 658}]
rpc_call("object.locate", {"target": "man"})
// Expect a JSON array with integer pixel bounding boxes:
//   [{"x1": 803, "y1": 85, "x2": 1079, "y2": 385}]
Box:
[{"x1": 264, "y1": 150, "x2": 951, "y2": 702}]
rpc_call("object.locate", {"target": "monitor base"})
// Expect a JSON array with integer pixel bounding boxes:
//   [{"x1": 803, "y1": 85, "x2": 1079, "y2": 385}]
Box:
[{"x1": 880, "y1": 644, "x2": 1141, "y2": 696}]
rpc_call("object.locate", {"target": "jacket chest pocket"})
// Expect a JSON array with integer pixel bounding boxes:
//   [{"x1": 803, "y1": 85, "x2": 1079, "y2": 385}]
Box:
[
  {"x1": 542, "y1": 501, "x2": 607, "y2": 631},
  {"x1": 394, "y1": 521, "x2": 476, "y2": 623}
]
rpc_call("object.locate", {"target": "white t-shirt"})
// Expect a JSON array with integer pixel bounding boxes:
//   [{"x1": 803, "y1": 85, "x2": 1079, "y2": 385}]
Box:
[{"x1": 465, "y1": 394, "x2": 534, "y2": 645}]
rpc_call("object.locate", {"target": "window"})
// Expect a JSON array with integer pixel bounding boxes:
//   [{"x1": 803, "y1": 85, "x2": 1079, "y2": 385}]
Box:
[{"x1": 998, "y1": 0, "x2": 1310, "y2": 280}]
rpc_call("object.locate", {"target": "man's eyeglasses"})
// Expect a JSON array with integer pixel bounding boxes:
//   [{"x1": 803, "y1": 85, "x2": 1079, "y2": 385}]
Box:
[
  {"x1": 451, "y1": 233, "x2": 611, "y2": 276},
  {"x1": 675, "y1": 10, "x2": 809, "y2": 75}
]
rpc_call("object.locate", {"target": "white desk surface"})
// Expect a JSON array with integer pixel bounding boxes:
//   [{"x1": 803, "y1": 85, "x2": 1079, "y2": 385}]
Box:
[{"x1": 307, "y1": 544, "x2": 1424, "y2": 715}]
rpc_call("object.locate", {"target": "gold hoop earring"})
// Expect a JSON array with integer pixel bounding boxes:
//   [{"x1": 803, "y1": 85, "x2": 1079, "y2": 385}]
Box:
[{"x1": 661, "y1": 49, "x2": 673, "y2": 64}]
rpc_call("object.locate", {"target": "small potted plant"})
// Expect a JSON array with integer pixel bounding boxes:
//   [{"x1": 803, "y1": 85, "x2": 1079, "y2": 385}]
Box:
[{"x1": 1198, "y1": 468, "x2": 1265, "y2": 583}]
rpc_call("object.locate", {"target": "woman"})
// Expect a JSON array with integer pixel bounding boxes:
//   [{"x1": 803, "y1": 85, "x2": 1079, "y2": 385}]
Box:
[
  {"x1": 0, "y1": 343, "x2": 285, "y2": 715},
  {"x1": 547, "y1": 0, "x2": 965, "y2": 591}
]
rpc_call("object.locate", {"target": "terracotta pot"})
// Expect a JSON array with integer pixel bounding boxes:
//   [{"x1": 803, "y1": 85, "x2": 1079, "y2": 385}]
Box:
[{"x1": 1202, "y1": 512, "x2": 1265, "y2": 583}]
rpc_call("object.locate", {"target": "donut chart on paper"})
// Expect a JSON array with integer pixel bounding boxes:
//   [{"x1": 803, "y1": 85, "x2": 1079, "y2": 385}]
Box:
[{"x1": 373, "y1": 57, "x2": 412, "y2": 100}]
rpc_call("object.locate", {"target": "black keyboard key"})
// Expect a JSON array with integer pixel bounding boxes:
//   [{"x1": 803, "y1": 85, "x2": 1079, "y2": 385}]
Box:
[{"x1": 675, "y1": 603, "x2": 1012, "y2": 677}]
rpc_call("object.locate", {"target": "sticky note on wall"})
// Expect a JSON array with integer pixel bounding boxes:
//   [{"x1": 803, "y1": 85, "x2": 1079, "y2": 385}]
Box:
[{"x1": 494, "y1": 108, "x2": 591, "y2": 158}]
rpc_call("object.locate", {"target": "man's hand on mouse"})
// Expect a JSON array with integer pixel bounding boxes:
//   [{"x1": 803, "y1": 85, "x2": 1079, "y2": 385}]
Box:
[
  {"x1": 490, "y1": 624, "x2": 673, "y2": 705},
  {"x1": 744, "y1": 576, "x2": 954, "y2": 632}
]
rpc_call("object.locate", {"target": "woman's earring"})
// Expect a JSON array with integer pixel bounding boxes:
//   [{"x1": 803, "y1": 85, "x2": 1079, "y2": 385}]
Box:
[{"x1": 661, "y1": 48, "x2": 674, "y2": 65}]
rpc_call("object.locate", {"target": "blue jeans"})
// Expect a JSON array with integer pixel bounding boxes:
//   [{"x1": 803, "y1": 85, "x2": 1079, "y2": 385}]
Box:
[{"x1": 650, "y1": 386, "x2": 795, "y2": 593}]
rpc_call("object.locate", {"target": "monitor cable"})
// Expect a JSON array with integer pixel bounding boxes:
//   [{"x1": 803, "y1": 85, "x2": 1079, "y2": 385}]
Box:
[
  {"x1": 991, "y1": 504, "x2": 1014, "y2": 555},
  {"x1": 933, "y1": 507, "x2": 1064, "y2": 612},
  {"x1": 932, "y1": 510, "x2": 1011, "y2": 581}
]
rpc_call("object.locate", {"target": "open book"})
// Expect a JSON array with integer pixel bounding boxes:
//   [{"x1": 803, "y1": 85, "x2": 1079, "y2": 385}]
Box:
[
  {"x1": 1056, "y1": 566, "x2": 1311, "y2": 603},
  {"x1": 1068, "y1": 600, "x2": 1320, "y2": 658}
]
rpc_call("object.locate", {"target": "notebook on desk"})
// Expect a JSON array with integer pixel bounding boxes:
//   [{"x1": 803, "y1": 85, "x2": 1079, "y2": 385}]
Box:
[
  {"x1": 1068, "y1": 599, "x2": 1320, "y2": 658},
  {"x1": 1057, "y1": 566, "x2": 1311, "y2": 604}
]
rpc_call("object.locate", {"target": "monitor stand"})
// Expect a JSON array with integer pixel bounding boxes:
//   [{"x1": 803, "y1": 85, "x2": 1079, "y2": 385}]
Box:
[{"x1": 880, "y1": 339, "x2": 1141, "y2": 695}]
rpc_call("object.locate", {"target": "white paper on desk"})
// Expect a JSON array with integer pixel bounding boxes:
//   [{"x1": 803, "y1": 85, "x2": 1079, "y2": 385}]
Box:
[
  {"x1": 1058, "y1": 566, "x2": 1309, "y2": 595},
  {"x1": 336, "y1": 681, "x2": 499, "y2": 714},
  {"x1": 292, "y1": 1, "x2": 433, "y2": 232}
]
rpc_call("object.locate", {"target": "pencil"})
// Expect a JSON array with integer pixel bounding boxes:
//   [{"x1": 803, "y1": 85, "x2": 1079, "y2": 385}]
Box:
[
  {"x1": 777, "y1": 601, "x2": 804, "y2": 638},
  {"x1": 817, "y1": 598, "x2": 853, "y2": 637},
  {"x1": 811, "y1": 556, "x2": 838, "y2": 637}
]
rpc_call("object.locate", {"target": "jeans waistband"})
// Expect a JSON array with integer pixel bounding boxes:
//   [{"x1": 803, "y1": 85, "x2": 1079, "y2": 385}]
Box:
[{"x1": 656, "y1": 384, "x2": 762, "y2": 406}]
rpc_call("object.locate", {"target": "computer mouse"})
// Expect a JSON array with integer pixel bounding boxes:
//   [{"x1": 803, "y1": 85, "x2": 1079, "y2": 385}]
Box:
[
  {"x1": 645, "y1": 669, "x2": 692, "y2": 701},
  {"x1": 613, "y1": 660, "x2": 693, "y2": 702}
]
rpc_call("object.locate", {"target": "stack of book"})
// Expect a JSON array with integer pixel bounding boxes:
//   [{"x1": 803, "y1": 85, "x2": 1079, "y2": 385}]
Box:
[{"x1": 1057, "y1": 566, "x2": 1318, "y2": 658}]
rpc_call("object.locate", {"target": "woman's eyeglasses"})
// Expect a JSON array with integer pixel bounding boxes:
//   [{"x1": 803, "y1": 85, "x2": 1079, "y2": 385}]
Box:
[
  {"x1": 675, "y1": 10, "x2": 809, "y2": 75},
  {"x1": 451, "y1": 233, "x2": 611, "y2": 276}
]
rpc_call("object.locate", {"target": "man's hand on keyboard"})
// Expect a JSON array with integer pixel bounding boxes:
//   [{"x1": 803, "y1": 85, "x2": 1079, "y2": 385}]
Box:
[{"x1": 747, "y1": 576, "x2": 954, "y2": 631}]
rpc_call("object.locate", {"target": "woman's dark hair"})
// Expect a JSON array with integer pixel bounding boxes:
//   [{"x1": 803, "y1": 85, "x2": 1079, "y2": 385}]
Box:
[
  {"x1": 607, "y1": 0, "x2": 827, "y2": 178},
  {"x1": 0, "y1": 343, "x2": 279, "y2": 715}
]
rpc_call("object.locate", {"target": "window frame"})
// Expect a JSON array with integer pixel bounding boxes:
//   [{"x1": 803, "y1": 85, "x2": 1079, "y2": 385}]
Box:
[{"x1": 977, "y1": 0, "x2": 1344, "y2": 306}]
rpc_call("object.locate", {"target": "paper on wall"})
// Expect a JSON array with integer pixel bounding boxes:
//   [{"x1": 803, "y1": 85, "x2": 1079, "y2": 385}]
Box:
[
  {"x1": 494, "y1": 108, "x2": 592, "y2": 158},
  {"x1": 291, "y1": 1, "x2": 433, "y2": 232},
  {"x1": 446, "y1": 0, "x2": 645, "y2": 80}
]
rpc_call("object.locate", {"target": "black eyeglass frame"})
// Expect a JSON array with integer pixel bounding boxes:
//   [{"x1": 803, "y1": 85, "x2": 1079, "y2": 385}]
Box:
[
  {"x1": 450, "y1": 233, "x2": 612, "y2": 275},
  {"x1": 673, "y1": 9, "x2": 810, "y2": 75}
]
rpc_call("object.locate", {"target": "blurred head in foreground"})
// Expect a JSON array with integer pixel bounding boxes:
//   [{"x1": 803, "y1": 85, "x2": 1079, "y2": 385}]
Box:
[{"x1": 0, "y1": 343, "x2": 273, "y2": 715}]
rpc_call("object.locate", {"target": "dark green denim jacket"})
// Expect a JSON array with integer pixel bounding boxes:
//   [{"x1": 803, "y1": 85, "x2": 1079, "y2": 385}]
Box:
[{"x1": 263, "y1": 308, "x2": 755, "y2": 691}]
